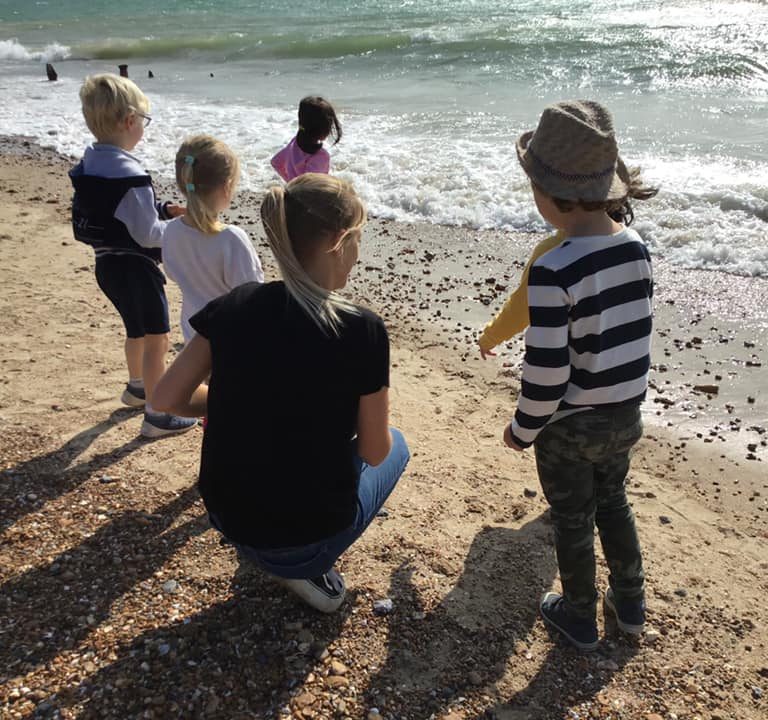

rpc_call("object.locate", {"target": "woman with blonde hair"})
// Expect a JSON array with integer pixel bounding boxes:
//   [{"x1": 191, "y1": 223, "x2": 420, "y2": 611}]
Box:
[{"x1": 154, "y1": 173, "x2": 409, "y2": 613}]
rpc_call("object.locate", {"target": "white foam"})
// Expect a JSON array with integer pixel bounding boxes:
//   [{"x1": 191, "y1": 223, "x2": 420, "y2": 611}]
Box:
[
  {"x1": 0, "y1": 39, "x2": 71, "y2": 63},
  {"x1": 0, "y1": 70, "x2": 766, "y2": 277}
]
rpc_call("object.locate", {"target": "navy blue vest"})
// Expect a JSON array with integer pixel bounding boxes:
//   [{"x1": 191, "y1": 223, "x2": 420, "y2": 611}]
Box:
[{"x1": 69, "y1": 163, "x2": 162, "y2": 262}]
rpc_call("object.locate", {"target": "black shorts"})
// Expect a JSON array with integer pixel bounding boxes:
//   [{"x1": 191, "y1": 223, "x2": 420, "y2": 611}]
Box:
[{"x1": 95, "y1": 253, "x2": 170, "y2": 338}]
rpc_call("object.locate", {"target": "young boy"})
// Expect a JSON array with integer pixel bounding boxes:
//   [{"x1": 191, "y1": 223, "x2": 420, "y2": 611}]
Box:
[
  {"x1": 70, "y1": 73, "x2": 197, "y2": 438},
  {"x1": 504, "y1": 101, "x2": 657, "y2": 651}
]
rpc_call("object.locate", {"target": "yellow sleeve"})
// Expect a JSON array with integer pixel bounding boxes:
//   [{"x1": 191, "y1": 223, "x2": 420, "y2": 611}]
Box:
[{"x1": 478, "y1": 231, "x2": 565, "y2": 352}]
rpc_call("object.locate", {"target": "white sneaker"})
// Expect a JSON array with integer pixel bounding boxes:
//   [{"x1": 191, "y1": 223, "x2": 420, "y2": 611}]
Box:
[{"x1": 278, "y1": 568, "x2": 346, "y2": 613}]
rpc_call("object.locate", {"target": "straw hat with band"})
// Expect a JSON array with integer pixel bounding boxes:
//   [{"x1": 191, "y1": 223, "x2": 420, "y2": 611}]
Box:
[{"x1": 516, "y1": 100, "x2": 631, "y2": 202}]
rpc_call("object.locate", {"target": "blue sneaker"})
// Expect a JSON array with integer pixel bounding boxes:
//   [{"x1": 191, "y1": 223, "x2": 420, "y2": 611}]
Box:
[
  {"x1": 540, "y1": 592, "x2": 599, "y2": 652},
  {"x1": 121, "y1": 383, "x2": 146, "y2": 407},
  {"x1": 141, "y1": 412, "x2": 197, "y2": 438},
  {"x1": 604, "y1": 587, "x2": 645, "y2": 635}
]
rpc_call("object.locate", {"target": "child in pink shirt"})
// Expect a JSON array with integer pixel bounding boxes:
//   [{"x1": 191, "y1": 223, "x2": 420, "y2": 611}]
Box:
[{"x1": 271, "y1": 96, "x2": 342, "y2": 181}]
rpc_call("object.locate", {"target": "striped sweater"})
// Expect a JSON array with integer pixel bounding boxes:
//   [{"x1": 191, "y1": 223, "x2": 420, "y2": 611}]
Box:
[{"x1": 510, "y1": 227, "x2": 653, "y2": 448}]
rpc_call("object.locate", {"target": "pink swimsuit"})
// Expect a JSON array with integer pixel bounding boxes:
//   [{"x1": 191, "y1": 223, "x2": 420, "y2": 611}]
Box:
[{"x1": 270, "y1": 137, "x2": 331, "y2": 181}]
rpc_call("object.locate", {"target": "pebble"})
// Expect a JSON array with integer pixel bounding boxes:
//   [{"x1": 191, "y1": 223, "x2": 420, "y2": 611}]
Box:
[
  {"x1": 367, "y1": 710, "x2": 381, "y2": 719},
  {"x1": 161, "y1": 580, "x2": 179, "y2": 593},
  {"x1": 674, "y1": 588, "x2": 688, "y2": 597},
  {"x1": 644, "y1": 629, "x2": 661, "y2": 644},
  {"x1": 468, "y1": 670, "x2": 482, "y2": 685},
  {"x1": 99, "y1": 474, "x2": 117, "y2": 484},
  {"x1": 597, "y1": 659, "x2": 619, "y2": 671},
  {"x1": 752, "y1": 686, "x2": 763, "y2": 699},
  {"x1": 523, "y1": 487, "x2": 537, "y2": 498},
  {"x1": 330, "y1": 660, "x2": 348, "y2": 675},
  {"x1": 659, "y1": 515, "x2": 672, "y2": 525},
  {"x1": 373, "y1": 598, "x2": 393, "y2": 615},
  {"x1": 157, "y1": 643, "x2": 170, "y2": 656}
]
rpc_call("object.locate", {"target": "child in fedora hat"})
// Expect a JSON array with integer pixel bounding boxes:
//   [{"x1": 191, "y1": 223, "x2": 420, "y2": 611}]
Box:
[{"x1": 501, "y1": 100, "x2": 657, "y2": 651}]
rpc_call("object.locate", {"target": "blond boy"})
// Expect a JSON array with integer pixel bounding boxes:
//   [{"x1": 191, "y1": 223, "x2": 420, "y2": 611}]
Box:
[{"x1": 70, "y1": 74, "x2": 196, "y2": 437}]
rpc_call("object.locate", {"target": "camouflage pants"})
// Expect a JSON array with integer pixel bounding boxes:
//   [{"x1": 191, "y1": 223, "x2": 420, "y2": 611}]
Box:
[{"x1": 534, "y1": 404, "x2": 645, "y2": 619}]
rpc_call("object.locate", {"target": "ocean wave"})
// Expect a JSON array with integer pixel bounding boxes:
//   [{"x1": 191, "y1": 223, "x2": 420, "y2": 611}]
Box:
[{"x1": 0, "y1": 39, "x2": 70, "y2": 63}]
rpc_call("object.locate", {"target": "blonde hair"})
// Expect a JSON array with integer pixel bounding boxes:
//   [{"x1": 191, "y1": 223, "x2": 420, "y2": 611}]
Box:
[
  {"x1": 260, "y1": 173, "x2": 366, "y2": 334},
  {"x1": 79, "y1": 74, "x2": 149, "y2": 140},
  {"x1": 175, "y1": 135, "x2": 240, "y2": 235}
]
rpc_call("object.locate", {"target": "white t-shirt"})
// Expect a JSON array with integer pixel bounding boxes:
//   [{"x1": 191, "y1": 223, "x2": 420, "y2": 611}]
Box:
[{"x1": 162, "y1": 218, "x2": 265, "y2": 341}]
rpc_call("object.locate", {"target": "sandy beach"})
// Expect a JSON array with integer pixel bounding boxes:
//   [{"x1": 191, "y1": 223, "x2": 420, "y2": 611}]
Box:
[{"x1": 0, "y1": 137, "x2": 766, "y2": 720}]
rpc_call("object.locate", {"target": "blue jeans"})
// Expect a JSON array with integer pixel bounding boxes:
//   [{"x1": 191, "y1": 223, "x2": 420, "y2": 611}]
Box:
[{"x1": 218, "y1": 428, "x2": 409, "y2": 580}]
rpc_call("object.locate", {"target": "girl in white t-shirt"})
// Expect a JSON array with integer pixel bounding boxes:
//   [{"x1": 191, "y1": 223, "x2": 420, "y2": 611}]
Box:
[{"x1": 163, "y1": 135, "x2": 264, "y2": 342}]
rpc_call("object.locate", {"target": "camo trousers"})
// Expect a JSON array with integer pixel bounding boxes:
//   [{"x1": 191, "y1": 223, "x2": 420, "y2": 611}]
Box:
[{"x1": 534, "y1": 404, "x2": 645, "y2": 619}]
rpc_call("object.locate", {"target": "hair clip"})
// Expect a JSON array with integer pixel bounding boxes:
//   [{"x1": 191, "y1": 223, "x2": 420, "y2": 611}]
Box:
[
  {"x1": 186, "y1": 182, "x2": 195, "y2": 192},
  {"x1": 184, "y1": 155, "x2": 195, "y2": 165}
]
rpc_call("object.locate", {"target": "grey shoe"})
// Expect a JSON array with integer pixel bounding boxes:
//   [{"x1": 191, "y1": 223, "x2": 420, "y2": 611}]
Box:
[
  {"x1": 278, "y1": 568, "x2": 346, "y2": 613},
  {"x1": 141, "y1": 412, "x2": 197, "y2": 438},
  {"x1": 121, "y1": 383, "x2": 146, "y2": 407}
]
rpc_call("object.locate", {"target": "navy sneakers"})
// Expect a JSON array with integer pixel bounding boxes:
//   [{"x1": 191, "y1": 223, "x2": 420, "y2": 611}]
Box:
[
  {"x1": 141, "y1": 412, "x2": 197, "y2": 438},
  {"x1": 604, "y1": 587, "x2": 646, "y2": 635},
  {"x1": 540, "y1": 592, "x2": 599, "y2": 652},
  {"x1": 120, "y1": 382, "x2": 146, "y2": 407},
  {"x1": 278, "y1": 568, "x2": 346, "y2": 613}
]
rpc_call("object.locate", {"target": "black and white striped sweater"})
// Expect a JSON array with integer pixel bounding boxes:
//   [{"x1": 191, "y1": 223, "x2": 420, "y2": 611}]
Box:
[{"x1": 510, "y1": 227, "x2": 653, "y2": 448}]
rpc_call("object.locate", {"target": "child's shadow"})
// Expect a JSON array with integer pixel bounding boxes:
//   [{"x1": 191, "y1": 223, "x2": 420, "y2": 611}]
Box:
[{"x1": 366, "y1": 515, "x2": 557, "y2": 716}]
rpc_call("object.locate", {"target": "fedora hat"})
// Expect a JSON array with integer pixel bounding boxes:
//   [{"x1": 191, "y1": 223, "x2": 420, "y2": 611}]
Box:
[{"x1": 516, "y1": 100, "x2": 630, "y2": 202}]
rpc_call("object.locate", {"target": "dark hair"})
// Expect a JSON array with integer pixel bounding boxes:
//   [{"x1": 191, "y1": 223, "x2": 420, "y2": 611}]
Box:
[
  {"x1": 297, "y1": 95, "x2": 342, "y2": 148},
  {"x1": 544, "y1": 166, "x2": 658, "y2": 226}
]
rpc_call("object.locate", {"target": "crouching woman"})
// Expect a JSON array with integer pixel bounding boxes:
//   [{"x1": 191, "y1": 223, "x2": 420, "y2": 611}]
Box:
[{"x1": 154, "y1": 173, "x2": 409, "y2": 612}]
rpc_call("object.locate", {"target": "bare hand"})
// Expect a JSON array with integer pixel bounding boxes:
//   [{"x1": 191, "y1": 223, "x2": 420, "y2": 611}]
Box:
[
  {"x1": 166, "y1": 203, "x2": 186, "y2": 218},
  {"x1": 479, "y1": 343, "x2": 497, "y2": 360},
  {"x1": 503, "y1": 424, "x2": 524, "y2": 451}
]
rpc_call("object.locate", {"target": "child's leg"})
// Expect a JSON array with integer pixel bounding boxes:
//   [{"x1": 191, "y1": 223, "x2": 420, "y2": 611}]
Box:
[
  {"x1": 125, "y1": 336, "x2": 144, "y2": 381},
  {"x1": 594, "y1": 407, "x2": 644, "y2": 601},
  {"x1": 142, "y1": 332, "x2": 169, "y2": 408},
  {"x1": 534, "y1": 424, "x2": 598, "y2": 619}
]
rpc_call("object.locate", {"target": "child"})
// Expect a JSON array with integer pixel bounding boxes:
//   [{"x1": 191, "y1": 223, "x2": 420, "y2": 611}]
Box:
[
  {"x1": 162, "y1": 135, "x2": 264, "y2": 343},
  {"x1": 69, "y1": 73, "x2": 197, "y2": 438},
  {"x1": 271, "y1": 96, "x2": 342, "y2": 182},
  {"x1": 503, "y1": 100, "x2": 658, "y2": 651}
]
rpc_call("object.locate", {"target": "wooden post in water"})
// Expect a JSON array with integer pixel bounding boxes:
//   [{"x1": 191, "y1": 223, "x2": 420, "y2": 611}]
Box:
[
  {"x1": 45, "y1": 64, "x2": 58, "y2": 81},
  {"x1": 118, "y1": 64, "x2": 129, "y2": 78}
]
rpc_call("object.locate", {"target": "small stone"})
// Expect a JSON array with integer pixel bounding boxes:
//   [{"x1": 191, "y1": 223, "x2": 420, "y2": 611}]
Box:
[
  {"x1": 645, "y1": 715, "x2": 664, "y2": 720},
  {"x1": 674, "y1": 588, "x2": 688, "y2": 597},
  {"x1": 161, "y1": 580, "x2": 179, "y2": 593},
  {"x1": 205, "y1": 695, "x2": 220, "y2": 714},
  {"x1": 752, "y1": 686, "x2": 763, "y2": 699},
  {"x1": 468, "y1": 670, "x2": 482, "y2": 685},
  {"x1": 140, "y1": 662, "x2": 150, "y2": 672},
  {"x1": 330, "y1": 660, "x2": 348, "y2": 675},
  {"x1": 326, "y1": 675, "x2": 349, "y2": 688},
  {"x1": 295, "y1": 692, "x2": 315, "y2": 708},
  {"x1": 373, "y1": 598, "x2": 393, "y2": 615},
  {"x1": 597, "y1": 659, "x2": 619, "y2": 671},
  {"x1": 158, "y1": 643, "x2": 170, "y2": 656},
  {"x1": 367, "y1": 710, "x2": 381, "y2": 720},
  {"x1": 659, "y1": 515, "x2": 672, "y2": 525},
  {"x1": 99, "y1": 474, "x2": 117, "y2": 484},
  {"x1": 523, "y1": 488, "x2": 537, "y2": 498},
  {"x1": 644, "y1": 629, "x2": 661, "y2": 644},
  {"x1": 27, "y1": 493, "x2": 38, "y2": 501},
  {"x1": 376, "y1": 508, "x2": 390, "y2": 517}
]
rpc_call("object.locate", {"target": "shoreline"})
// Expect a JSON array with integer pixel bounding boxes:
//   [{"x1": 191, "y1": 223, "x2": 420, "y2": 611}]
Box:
[{"x1": 1, "y1": 136, "x2": 767, "y2": 720}]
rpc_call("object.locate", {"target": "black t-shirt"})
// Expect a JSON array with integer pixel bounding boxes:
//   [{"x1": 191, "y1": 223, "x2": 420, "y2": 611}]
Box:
[{"x1": 190, "y1": 281, "x2": 389, "y2": 549}]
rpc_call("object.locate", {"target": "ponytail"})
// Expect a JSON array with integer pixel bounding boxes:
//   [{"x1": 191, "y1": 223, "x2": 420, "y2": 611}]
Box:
[
  {"x1": 260, "y1": 174, "x2": 365, "y2": 334},
  {"x1": 175, "y1": 135, "x2": 240, "y2": 235}
]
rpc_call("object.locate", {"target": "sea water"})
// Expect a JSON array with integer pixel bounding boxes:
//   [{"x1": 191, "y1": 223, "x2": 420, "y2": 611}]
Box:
[{"x1": 1, "y1": 0, "x2": 767, "y2": 275}]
